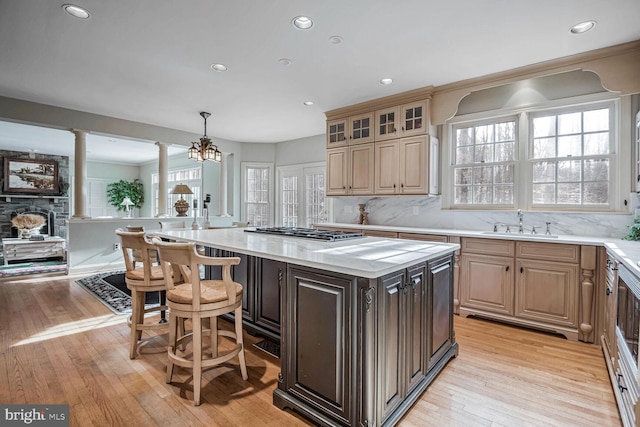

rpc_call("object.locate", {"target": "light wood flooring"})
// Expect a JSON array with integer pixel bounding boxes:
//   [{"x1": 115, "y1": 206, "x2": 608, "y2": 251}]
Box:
[{"x1": 0, "y1": 273, "x2": 621, "y2": 426}]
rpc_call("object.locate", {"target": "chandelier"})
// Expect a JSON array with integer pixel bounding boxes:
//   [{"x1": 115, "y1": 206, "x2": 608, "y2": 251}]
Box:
[{"x1": 188, "y1": 111, "x2": 222, "y2": 162}]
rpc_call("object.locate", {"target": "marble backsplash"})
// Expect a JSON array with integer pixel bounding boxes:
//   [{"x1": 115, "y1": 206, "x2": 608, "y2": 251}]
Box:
[{"x1": 331, "y1": 195, "x2": 639, "y2": 239}]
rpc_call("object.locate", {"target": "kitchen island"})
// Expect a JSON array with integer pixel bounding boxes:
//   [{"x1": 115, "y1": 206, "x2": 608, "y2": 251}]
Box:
[{"x1": 154, "y1": 227, "x2": 460, "y2": 426}]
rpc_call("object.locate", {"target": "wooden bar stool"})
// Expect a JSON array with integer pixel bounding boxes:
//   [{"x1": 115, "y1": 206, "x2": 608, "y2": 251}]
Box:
[
  {"x1": 116, "y1": 228, "x2": 168, "y2": 359},
  {"x1": 154, "y1": 240, "x2": 248, "y2": 406}
]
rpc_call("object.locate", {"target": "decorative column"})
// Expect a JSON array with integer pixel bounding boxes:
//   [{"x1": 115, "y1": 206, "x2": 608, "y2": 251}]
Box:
[
  {"x1": 449, "y1": 236, "x2": 461, "y2": 314},
  {"x1": 219, "y1": 153, "x2": 230, "y2": 217},
  {"x1": 580, "y1": 245, "x2": 596, "y2": 341},
  {"x1": 156, "y1": 142, "x2": 169, "y2": 217},
  {"x1": 71, "y1": 129, "x2": 89, "y2": 218}
]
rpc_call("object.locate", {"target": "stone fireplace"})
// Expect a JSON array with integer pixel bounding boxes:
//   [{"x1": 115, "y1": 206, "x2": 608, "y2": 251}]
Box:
[{"x1": 1, "y1": 149, "x2": 70, "y2": 239}]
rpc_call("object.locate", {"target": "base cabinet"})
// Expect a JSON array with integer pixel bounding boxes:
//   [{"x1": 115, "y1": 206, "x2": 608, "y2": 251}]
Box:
[
  {"x1": 460, "y1": 253, "x2": 514, "y2": 316},
  {"x1": 378, "y1": 263, "x2": 426, "y2": 420},
  {"x1": 459, "y1": 238, "x2": 594, "y2": 342},
  {"x1": 206, "y1": 248, "x2": 283, "y2": 341},
  {"x1": 275, "y1": 254, "x2": 458, "y2": 426},
  {"x1": 428, "y1": 255, "x2": 454, "y2": 369},
  {"x1": 515, "y1": 259, "x2": 578, "y2": 328}
]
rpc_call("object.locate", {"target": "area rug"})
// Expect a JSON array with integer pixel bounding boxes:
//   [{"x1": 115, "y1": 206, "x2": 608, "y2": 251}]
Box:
[
  {"x1": 253, "y1": 339, "x2": 280, "y2": 358},
  {"x1": 0, "y1": 261, "x2": 68, "y2": 279},
  {"x1": 75, "y1": 271, "x2": 160, "y2": 315}
]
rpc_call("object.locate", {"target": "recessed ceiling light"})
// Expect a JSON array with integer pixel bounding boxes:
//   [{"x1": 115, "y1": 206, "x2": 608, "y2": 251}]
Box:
[
  {"x1": 570, "y1": 20, "x2": 596, "y2": 34},
  {"x1": 328, "y1": 35, "x2": 343, "y2": 44},
  {"x1": 292, "y1": 16, "x2": 314, "y2": 30},
  {"x1": 62, "y1": 4, "x2": 90, "y2": 19},
  {"x1": 210, "y1": 63, "x2": 228, "y2": 72},
  {"x1": 279, "y1": 58, "x2": 292, "y2": 66},
  {"x1": 380, "y1": 78, "x2": 393, "y2": 85},
  {"x1": 303, "y1": 101, "x2": 314, "y2": 106}
]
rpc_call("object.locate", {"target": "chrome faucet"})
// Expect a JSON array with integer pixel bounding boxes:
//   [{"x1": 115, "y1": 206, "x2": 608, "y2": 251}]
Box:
[{"x1": 517, "y1": 209, "x2": 524, "y2": 233}]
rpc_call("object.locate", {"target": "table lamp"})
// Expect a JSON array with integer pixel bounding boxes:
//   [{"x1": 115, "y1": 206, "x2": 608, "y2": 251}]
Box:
[
  {"x1": 120, "y1": 196, "x2": 134, "y2": 218},
  {"x1": 171, "y1": 184, "x2": 193, "y2": 216}
]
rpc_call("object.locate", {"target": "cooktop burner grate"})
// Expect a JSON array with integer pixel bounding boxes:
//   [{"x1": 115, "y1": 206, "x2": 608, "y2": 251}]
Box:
[{"x1": 245, "y1": 227, "x2": 364, "y2": 241}]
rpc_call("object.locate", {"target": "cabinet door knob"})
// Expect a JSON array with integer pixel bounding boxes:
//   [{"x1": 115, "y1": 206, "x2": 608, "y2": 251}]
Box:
[
  {"x1": 606, "y1": 287, "x2": 612, "y2": 296},
  {"x1": 520, "y1": 267, "x2": 523, "y2": 273},
  {"x1": 505, "y1": 265, "x2": 510, "y2": 272}
]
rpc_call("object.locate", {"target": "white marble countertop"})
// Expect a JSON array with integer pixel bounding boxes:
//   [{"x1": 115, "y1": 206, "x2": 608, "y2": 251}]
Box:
[
  {"x1": 319, "y1": 223, "x2": 623, "y2": 246},
  {"x1": 604, "y1": 239, "x2": 640, "y2": 277},
  {"x1": 153, "y1": 227, "x2": 459, "y2": 279}
]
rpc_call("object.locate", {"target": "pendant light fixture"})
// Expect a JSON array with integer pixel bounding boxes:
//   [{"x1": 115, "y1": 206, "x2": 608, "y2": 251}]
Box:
[{"x1": 188, "y1": 112, "x2": 222, "y2": 163}]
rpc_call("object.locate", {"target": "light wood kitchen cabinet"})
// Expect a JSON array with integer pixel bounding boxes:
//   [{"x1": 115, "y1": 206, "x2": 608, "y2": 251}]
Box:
[
  {"x1": 398, "y1": 233, "x2": 448, "y2": 243},
  {"x1": 460, "y1": 252, "x2": 515, "y2": 316},
  {"x1": 374, "y1": 100, "x2": 427, "y2": 142},
  {"x1": 326, "y1": 113, "x2": 374, "y2": 148},
  {"x1": 515, "y1": 241, "x2": 582, "y2": 340},
  {"x1": 374, "y1": 135, "x2": 429, "y2": 194},
  {"x1": 327, "y1": 118, "x2": 348, "y2": 148},
  {"x1": 326, "y1": 147, "x2": 348, "y2": 195},
  {"x1": 325, "y1": 88, "x2": 437, "y2": 197},
  {"x1": 602, "y1": 250, "x2": 617, "y2": 366},
  {"x1": 363, "y1": 230, "x2": 398, "y2": 238},
  {"x1": 326, "y1": 144, "x2": 375, "y2": 196},
  {"x1": 459, "y1": 237, "x2": 596, "y2": 342},
  {"x1": 515, "y1": 258, "x2": 579, "y2": 328}
]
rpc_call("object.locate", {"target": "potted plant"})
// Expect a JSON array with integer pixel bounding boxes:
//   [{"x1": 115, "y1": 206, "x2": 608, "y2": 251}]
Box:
[{"x1": 107, "y1": 179, "x2": 144, "y2": 213}]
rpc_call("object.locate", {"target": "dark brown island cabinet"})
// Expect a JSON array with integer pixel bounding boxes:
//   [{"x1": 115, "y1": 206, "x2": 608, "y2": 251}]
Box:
[
  {"x1": 206, "y1": 247, "x2": 457, "y2": 426},
  {"x1": 158, "y1": 228, "x2": 458, "y2": 427}
]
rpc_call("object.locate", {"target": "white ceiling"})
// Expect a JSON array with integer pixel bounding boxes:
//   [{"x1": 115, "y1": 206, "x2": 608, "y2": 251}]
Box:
[{"x1": 0, "y1": 0, "x2": 638, "y2": 164}]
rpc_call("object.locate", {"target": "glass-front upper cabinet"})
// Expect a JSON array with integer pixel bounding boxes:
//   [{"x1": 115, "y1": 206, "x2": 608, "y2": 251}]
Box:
[
  {"x1": 375, "y1": 100, "x2": 428, "y2": 141},
  {"x1": 375, "y1": 106, "x2": 400, "y2": 141},
  {"x1": 327, "y1": 113, "x2": 375, "y2": 147},
  {"x1": 348, "y1": 112, "x2": 374, "y2": 145},
  {"x1": 327, "y1": 118, "x2": 348, "y2": 148},
  {"x1": 401, "y1": 100, "x2": 428, "y2": 138}
]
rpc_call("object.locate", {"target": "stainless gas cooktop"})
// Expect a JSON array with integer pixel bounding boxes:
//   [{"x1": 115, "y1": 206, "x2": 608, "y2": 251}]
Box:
[{"x1": 244, "y1": 227, "x2": 364, "y2": 241}]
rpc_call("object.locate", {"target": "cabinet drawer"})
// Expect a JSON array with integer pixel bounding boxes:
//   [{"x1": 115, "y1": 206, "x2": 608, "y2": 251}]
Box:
[
  {"x1": 363, "y1": 230, "x2": 398, "y2": 238},
  {"x1": 314, "y1": 226, "x2": 361, "y2": 234},
  {"x1": 398, "y1": 233, "x2": 447, "y2": 243},
  {"x1": 516, "y1": 242, "x2": 579, "y2": 263},
  {"x1": 461, "y1": 238, "x2": 514, "y2": 257}
]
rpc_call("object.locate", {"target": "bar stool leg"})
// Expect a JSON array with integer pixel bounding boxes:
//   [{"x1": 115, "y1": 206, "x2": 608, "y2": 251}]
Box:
[
  {"x1": 210, "y1": 316, "x2": 218, "y2": 358},
  {"x1": 166, "y1": 310, "x2": 177, "y2": 384},
  {"x1": 235, "y1": 306, "x2": 248, "y2": 380},
  {"x1": 159, "y1": 290, "x2": 167, "y2": 323},
  {"x1": 192, "y1": 315, "x2": 203, "y2": 406},
  {"x1": 129, "y1": 290, "x2": 143, "y2": 359}
]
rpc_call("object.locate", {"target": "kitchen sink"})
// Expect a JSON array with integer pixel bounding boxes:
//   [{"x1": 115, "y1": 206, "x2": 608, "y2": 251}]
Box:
[{"x1": 481, "y1": 231, "x2": 559, "y2": 239}]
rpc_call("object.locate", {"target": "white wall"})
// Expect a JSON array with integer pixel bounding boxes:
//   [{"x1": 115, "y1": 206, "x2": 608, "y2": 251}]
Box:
[{"x1": 275, "y1": 134, "x2": 325, "y2": 165}]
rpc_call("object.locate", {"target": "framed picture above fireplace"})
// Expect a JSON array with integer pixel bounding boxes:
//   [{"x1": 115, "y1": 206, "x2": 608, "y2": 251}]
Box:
[{"x1": 3, "y1": 157, "x2": 59, "y2": 194}]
